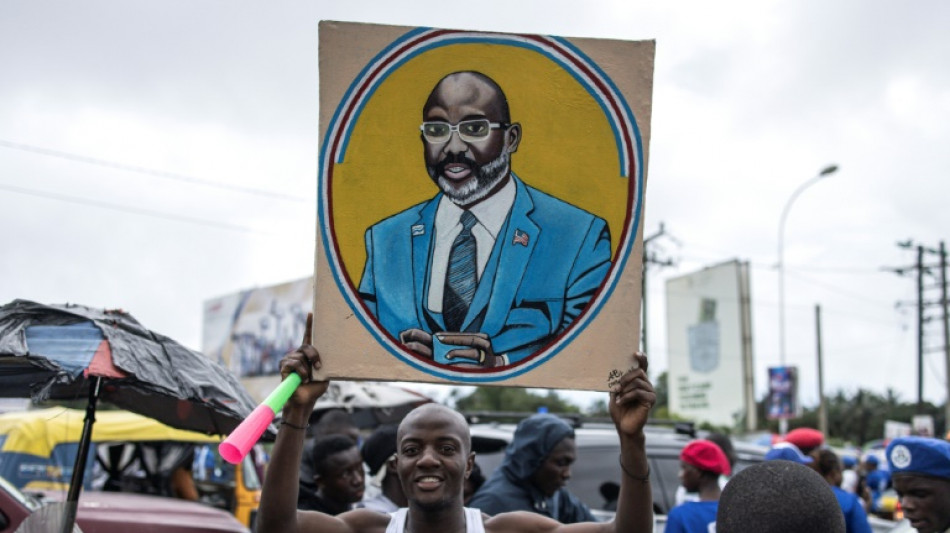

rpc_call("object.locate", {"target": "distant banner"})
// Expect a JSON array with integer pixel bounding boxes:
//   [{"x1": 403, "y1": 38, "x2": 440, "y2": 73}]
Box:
[
  {"x1": 885, "y1": 419, "x2": 912, "y2": 440},
  {"x1": 767, "y1": 366, "x2": 799, "y2": 420},
  {"x1": 202, "y1": 277, "x2": 312, "y2": 378}
]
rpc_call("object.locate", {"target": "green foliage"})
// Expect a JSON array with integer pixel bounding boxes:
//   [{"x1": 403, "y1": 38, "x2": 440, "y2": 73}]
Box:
[
  {"x1": 585, "y1": 397, "x2": 610, "y2": 417},
  {"x1": 654, "y1": 371, "x2": 669, "y2": 411},
  {"x1": 755, "y1": 387, "x2": 946, "y2": 446},
  {"x1": 455, "y1": 386, "x2": 582, "y2": 414}
]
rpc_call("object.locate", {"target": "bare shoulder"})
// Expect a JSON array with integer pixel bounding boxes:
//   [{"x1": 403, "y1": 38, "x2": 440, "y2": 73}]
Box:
[
  {"x1": 291, "y1": 508, "x2": 390, "y2": 533},
  {"x1": 334, "y1": 508, "x2": 392, "y2": 533},
  {"x1": 483, "y1": 511, "x2": 609, "y2": 533},
  {"x1": 483, "y1": 510, "x2": 559, "y2": 533}
]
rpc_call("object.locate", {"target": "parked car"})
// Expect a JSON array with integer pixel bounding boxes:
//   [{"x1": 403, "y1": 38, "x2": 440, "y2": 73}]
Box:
[
  {"x1": 468, "y1": 416, "x2": 899, "y2": 533},
  {"x1": 0, "y1": 473, "x2": 248, "y2": 532},
  {"x1": 0, "y1": 408, "x2": 261, "y2": 529},
  {"x1": 469, "y1": 418, "x2": 768, "y2": 519}
]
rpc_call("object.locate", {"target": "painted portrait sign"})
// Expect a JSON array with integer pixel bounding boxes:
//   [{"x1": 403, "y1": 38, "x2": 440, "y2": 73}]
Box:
[{"x1": 314, "y1": 21, "x2": 653, "y2": 390}]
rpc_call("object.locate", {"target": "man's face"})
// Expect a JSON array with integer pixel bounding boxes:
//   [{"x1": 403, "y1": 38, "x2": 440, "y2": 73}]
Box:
[
  {"x1": 422, "y1": 73, "x2": 520, "y2": 207},
  {"x1": 678, "y1": 461, "x2": 703, "y2": 493},
  {"x1": 530, "y1": 436, "x2": 576, "y2": 497},
  {"x1": 893, "y1": 474, "x2": 950, "y2": 533},
  {"x1": 395, "y1": 406, "x2": 473, "y2": 512},
  {"x1": 315, "y1": 447, "x2": 365, "y2": 505}
]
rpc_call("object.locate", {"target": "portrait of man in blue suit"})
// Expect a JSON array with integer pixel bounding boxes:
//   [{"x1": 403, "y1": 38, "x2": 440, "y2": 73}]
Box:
[{"x1": 357, "y1": 71, "x2": 612, "y2": 369}]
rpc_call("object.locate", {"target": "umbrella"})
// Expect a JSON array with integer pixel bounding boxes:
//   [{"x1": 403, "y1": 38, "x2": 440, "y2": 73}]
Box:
[
  {"x1": 312, "y1": 381, "x2": 433, "y2": 428},
  {"x1": 0, "y1": 299, "x2": 265, "y2": 533}
]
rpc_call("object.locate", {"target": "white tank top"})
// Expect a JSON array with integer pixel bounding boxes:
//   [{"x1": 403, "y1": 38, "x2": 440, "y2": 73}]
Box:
[{"x1": 385, "y1": 508, "x2": 486, "y2": 533}]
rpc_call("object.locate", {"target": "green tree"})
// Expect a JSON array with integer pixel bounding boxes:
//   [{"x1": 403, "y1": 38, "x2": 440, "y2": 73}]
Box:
[
  {"x1": 754, "y1": 387, "x2": 945, "y2": 445},
  {"x1": 654, "y1": 371, "x2": 668, "y2": 411},
  {"x1": 455, "y1": 387, "x2": 581, "y2": 414}
]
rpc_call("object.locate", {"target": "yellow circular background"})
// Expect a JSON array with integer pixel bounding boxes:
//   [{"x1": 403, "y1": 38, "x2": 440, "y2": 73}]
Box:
[{"x1": 330, "y1": 43, "x2": 632, "y2": 282}]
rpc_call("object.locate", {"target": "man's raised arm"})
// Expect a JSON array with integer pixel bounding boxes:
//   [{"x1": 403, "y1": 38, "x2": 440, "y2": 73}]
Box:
[
  {"x1": 485, "y1": 353, "x2": 656, "y2": 533},
  {"x1": 256, "y1": 314, "x2": 347, "y2": 533},
  {"x1": 606, "y1": 352, "x2": 655, "y2": 533}
]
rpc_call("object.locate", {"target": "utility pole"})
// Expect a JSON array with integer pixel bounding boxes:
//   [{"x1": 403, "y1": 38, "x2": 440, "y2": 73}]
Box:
[
  {"x1": 641, "y1": 223, "x2": 677, "y2": 355},
  {"x1": 941, "y1": 241, "x2": 950, "y2": 427},
  {"x1": 816, "y1": 304, "x2": 828, "y2": 436},
  {"x1": 918, "y1": 245, "x2": 925, "y2": 412},
  {"x1": 888, "y1": 240, "x2": 950, "y2": 419}
]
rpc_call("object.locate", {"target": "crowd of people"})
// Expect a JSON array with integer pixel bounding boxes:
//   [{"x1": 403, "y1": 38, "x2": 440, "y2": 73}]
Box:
[
  {"x1": 280, "y1": 403, "x2": 950, "y2": 533},
  {"x1": 256, "y1": 316, "x2": 950, "y2": 533}
]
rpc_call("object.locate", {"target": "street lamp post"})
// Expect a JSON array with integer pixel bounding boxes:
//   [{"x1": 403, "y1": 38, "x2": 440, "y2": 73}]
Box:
[{"x1": 777, "y1": 164, "x2": 838, "y2": 432}]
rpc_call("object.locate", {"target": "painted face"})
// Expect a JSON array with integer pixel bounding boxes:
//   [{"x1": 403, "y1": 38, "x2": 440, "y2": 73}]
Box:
[
  {"x1": 679, "y1": 461, "x2": 703, "y2": 493},
  {"x1": 316, "y1": 447, "x2": 366, "y2": 505},
  {"x1": 395, "y1": 406, "x2": 473, "y2": 512},
  {"x1": 893, "y1": 475, "x2": 950, "y2": 533},
  {"x1": 530, "y1": 436, "x2": 576, "y2": 497},
  {"x1": 422, "y1": 72, "x2": 520, "y2": 207}
]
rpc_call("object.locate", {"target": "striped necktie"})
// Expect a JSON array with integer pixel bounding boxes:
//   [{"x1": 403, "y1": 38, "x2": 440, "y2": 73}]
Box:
[{"x1": 443, "y1": 210, "x2": 478, "y2": 331}]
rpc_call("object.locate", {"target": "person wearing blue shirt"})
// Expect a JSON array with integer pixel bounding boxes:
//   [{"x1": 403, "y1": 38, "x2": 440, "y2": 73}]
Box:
[
  {"x1": 359, "y1": 71, "x2": 611, "y2": 368},
  {"x1": 863, "y1": 454, "x2": 891, "y2": 514},
  {"x1": 886, "y1": 436, "x2": 950, "y2": 533},
  {"x1": 815, "y1": 449, "x2": 872, "y2": 533},
  {"x1": 665, "y1": 439, "x2": 731, "y2": 533}
]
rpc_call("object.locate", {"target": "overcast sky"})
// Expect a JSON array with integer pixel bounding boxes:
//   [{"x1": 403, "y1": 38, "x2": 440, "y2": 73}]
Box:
[{"x1": 2, "y1": 1, "x2": 948, "y2": 415}]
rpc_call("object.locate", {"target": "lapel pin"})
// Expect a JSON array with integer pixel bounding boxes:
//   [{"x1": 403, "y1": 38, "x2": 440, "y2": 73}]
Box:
[
  {"x1": 411, "y1": 225, "x2": 425, "y2": 236},
  {"x1": 512, "y1": 230, "x2": 529, "y2": 247}
]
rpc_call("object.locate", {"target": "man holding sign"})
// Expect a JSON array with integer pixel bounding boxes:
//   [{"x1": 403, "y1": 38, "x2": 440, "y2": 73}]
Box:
[{"x1": 257, "y1": 315, "x2": 657, "y2": 533}]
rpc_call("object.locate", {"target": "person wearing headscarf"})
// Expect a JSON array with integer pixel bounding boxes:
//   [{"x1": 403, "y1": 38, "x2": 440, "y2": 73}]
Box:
[{"x1": 466, "y1": 413, "x2": 595, "y2": 523}]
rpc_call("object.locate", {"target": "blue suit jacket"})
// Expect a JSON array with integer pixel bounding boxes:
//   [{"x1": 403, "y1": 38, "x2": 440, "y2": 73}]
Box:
[{"x1": 358, "y1": 175, "x2": 611, "y2": 364}]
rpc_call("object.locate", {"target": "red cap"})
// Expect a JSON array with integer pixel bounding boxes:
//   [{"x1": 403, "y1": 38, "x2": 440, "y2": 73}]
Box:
[
  {"x1": 680, "y1": 439, "x2": 731, "y2": 476},
  {"x1": 784, "y1": 428, "x2": 824, "y2": 451}
]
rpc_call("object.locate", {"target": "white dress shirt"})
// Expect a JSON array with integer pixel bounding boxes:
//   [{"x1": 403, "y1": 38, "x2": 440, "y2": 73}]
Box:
[{"x1": 426, "y1": 178, "x2": 516, "y2": 313}]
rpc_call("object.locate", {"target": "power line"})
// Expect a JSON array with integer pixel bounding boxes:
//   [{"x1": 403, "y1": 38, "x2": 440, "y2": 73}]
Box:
[
  {"x1": 0, "y1": 182, "x2": 268, "y2": 234},
  {"x1": 0, "y1": 139, "x2": 309, "y2": 203},
  {"x1": 784, "y1": 269, "x2": 896, "y2": 307},
  {"x1": 676, "y1": 251, "x2": 884, "y2": 276}
]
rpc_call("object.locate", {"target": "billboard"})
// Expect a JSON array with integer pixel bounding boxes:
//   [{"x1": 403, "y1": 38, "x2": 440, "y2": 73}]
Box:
[
  {"x1": 312, "y1": 21, "x2": 654, "y2": 390},
  {"x1": 766, "y1": 365, "x2": 799, "y2": 420},
  {"x1": 666, "y1": 260, "x2": 754, "y2": 428},
  {"x1": 202, "y1": 277, "x2": 312, "y2": 400}
]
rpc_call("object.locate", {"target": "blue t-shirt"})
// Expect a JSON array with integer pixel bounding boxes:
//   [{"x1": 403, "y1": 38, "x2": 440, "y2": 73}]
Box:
[
  {"x1": 865, "y1": 469, "x2": 891, "y2": 511},
  {"x1": 665, "y1": 500, "x2": 718, "y2": 533},
  {"x1": 832, "y1": 486, "x2": 872, "y2": 533}
]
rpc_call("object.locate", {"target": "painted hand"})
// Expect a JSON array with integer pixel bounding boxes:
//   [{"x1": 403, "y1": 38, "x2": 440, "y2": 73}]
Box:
[{"x1": 437, "y1": 332, "x2": 502, "y2": 368}]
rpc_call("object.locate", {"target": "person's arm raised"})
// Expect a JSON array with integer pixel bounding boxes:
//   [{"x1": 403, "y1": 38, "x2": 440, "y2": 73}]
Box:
[
  {"x1": 607, "y1": 352, "x2": 655, "y2": 533},
  {"x1": 484, "y1": 353, "x2": 656, "y2": 533},
  {"x1": 257, "y1": 313, "x2": 351, "y2": 533}
]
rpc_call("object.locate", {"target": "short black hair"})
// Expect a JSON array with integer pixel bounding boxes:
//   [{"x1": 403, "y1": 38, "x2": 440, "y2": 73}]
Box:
[
  {"x1": 815, "y1": 448, "x2": 842, "y2": 478},
  {"x1": 361, "y1": 424, "x2": 398, "y2": 476},
  {"x1": 312, "y1": 434, "x2": 359, "y2": 476},
  {"x1": 717, "y1": 460, "x2": 845, "y2": 533},
  {"x1": 468, "y1": 460, "x2": 485, "y2": 491},
  {"x1": 707, "y1": 432, "x2": 737, "y2": 467},
  {"x1": 314, "y1": 409, "x2": 357, "y2": 439},
  {"x1": 426, "y1": 71, "x2": 512, "y2": 124}
]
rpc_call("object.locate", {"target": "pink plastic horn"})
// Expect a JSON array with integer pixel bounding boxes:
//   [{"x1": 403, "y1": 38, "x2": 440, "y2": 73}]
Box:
[{"x1": 219, "y1": 373, "x2": 302, "y2": 464}]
